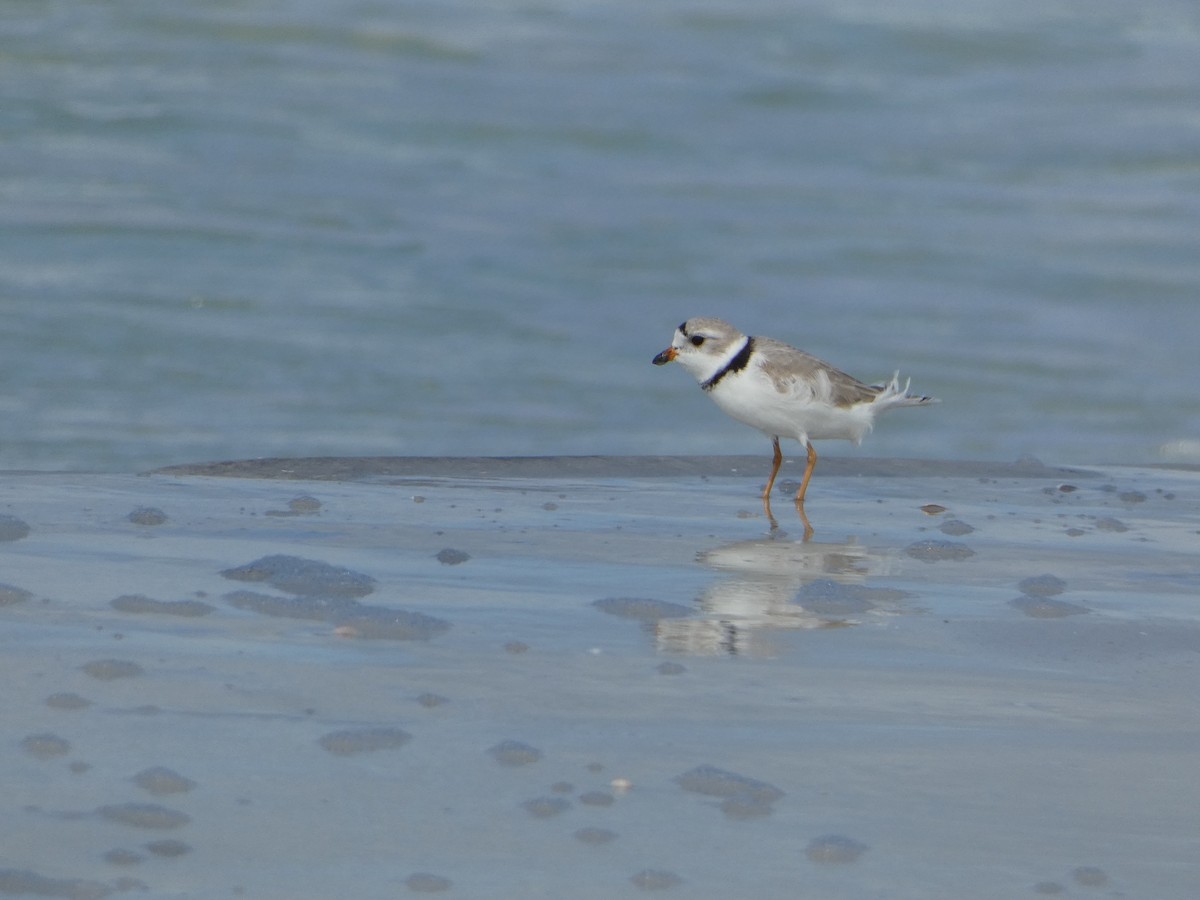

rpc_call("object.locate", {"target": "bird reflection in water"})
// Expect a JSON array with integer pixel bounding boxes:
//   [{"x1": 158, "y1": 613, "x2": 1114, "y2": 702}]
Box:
[{"x1": 652, "y1": 535, "x2": 909, "y2": 657}]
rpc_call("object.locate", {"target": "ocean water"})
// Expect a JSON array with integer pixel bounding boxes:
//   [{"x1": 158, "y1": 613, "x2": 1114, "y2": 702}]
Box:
[{"x1": 3, "y1": 0, "x2": 1199, "y2": 472}]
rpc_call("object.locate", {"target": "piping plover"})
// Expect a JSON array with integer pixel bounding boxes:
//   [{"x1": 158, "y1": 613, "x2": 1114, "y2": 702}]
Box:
[{"x1": 653, "y1": 317, "x2": 937, "y2": 510}]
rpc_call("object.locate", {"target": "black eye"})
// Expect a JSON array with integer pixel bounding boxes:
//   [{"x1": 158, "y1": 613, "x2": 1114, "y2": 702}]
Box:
[{"x1": 690, "y1": 335, "x2": 705, "y2": 347}]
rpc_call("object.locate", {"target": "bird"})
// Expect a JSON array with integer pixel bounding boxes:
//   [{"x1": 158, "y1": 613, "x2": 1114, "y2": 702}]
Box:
[{"x1": 652, "y1": 317, "x2": 937, "y2": 516}]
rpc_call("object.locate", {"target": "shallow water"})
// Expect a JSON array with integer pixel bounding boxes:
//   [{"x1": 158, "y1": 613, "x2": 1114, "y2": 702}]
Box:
[
  {"x1": 1, "y1": 460, "x2": 1197, "y2": 897},
  {"x1": 2, "y1": 0, "x2": 1199, "y2": 471}
]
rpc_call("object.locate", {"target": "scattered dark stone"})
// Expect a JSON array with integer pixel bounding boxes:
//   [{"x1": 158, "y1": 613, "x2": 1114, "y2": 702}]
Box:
[
  {"x1": 1017, "y1": 575, "x2": 1067, "y2": 597},
  {"x1": 144, "y1": 839, "x2": 190, "y2": 858},
  {"x1": 21, "y1": 733, "x2": 71, "y2": 760},
  {"x1": 132, "y1": 767, "x2": 196, "y2": 796},
  {"x1": 938, "y1": 519, "x2": 975, "y2": 536},
  {"x1": 0, "y1": 515, "x2": 31, "y2": 541},
  {"x1": 521, "y1": 797, "x2": 570, "y2": 818},
  {"x1": 331, "y1": 606, "x2": 450, "y2": 641},
  {"x1": 0, "y1": 868, "x2": 112, "y2": 899},
  {"x1": 1095, "y1": 517, "x2": 1129, "y2": 533},
  {"x1": 435, "y1": 548, "x2": 470, "y2": 565},
  {"x1": 97, "y1": 803, "x2": 190, "y2": 830},
  {"x1": 674, "y1": 765, "x2": 784, "y2": 804},
  {"x1": 488, "y1": 740, "x2": 541, "y2": 767},
  {"x1": 318, "y1": 727, "x2": 411, "y2": 756},
  {"x1": 79, "y1": 659, "x2": 144, "y2": 681},
  {"x1": 0, "y1": 583, "x2": 34, "y2": 606},
  {"x1": 127, "y1": 507, "x2": 167, "y2": 526},
  {"x1": 720, "y1": 794, "x2": 775, "y2": 820},
  {"x1": 225, "y1": 590, "x2": 356, "y2": 622},
  {"x1": 221, "y1": 555, "x2": 376, "y2": 598},
  {"x1": 226, "y1": 589, "x2": 448, "y2": 641}
]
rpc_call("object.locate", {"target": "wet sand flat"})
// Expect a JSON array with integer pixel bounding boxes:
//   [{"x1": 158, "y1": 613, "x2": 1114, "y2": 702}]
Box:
[{"x1": 1, "y1": 457, "x2": 1197, "y2": 899}]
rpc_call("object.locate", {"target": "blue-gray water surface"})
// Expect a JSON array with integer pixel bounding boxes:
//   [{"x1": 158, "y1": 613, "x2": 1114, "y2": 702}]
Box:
[{"x1": 3, "y1": 0, "x2": 1199, "y2": 471}]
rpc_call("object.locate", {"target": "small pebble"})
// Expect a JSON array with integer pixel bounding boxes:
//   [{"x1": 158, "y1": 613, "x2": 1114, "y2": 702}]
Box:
[
  {"x1": 1018, "y1": 575, "x2": 1067, "y2": 597},
  {"x1": 0, "y1": 515, "x2": 32, "y2": 541},
  {"x1": 521, "y1": 797, "x2": 570, "y2": 818},
  {"x1": 0, "y1": 869, "x2": 109, "y2": 898},
  {"x1": 80, "y1": 659, "x2": 144, "y2": 681},
  {"x1": 675, "y1": 765, "x2": 784, "y2": 804},
  {"x1": 488, "y1": 740, "x2": 542, "y2": 767},
  {"x1": 318, "y1": 727, "x2": 411, "y2": 756},
  {"x1": 287, "y1": 496, "x2": 322, "y2": 514},
  {"x1": 128, "y1": 507, "x2": 168, "y2": 526},
  {"x1": 435, "y1": 548, "x2": 470, "y2": 566},
  {"x1": 939, "y1": 519, "x2": 975, "y2": 536},
  {"x1": 21, "y1": 733, "x2": 70, "y2": 760},
  {"x1": 132, "y1": 767, "x2": 196, "y2": 796},
  {"x1": 98, "y1": 803, "x2": 190, "y2": 830},
  {"x1": 144, "y1": 839, "x2": 190, "y2": 858},
  {"x1": 0, "y1": 584, "x2": 33, "y2": 606}
]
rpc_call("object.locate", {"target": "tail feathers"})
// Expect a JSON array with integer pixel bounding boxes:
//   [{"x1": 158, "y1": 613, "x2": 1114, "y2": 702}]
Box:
[{"x1": 872, "y1": 371, "x2": 939, "y2": 408}]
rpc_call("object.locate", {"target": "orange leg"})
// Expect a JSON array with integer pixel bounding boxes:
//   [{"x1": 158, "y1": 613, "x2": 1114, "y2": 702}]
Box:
[
  {"x1": 762, "y1": 437, "x2": 783, "y2": 500},
  {"x1": 795, "y1": 442, "x2": 818, "y2": 505}
]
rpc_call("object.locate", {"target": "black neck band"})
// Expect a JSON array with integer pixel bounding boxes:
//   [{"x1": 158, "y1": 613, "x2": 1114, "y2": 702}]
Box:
[{"x1": 702, "y1": 337, "x2": 754, "y2": 391}]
